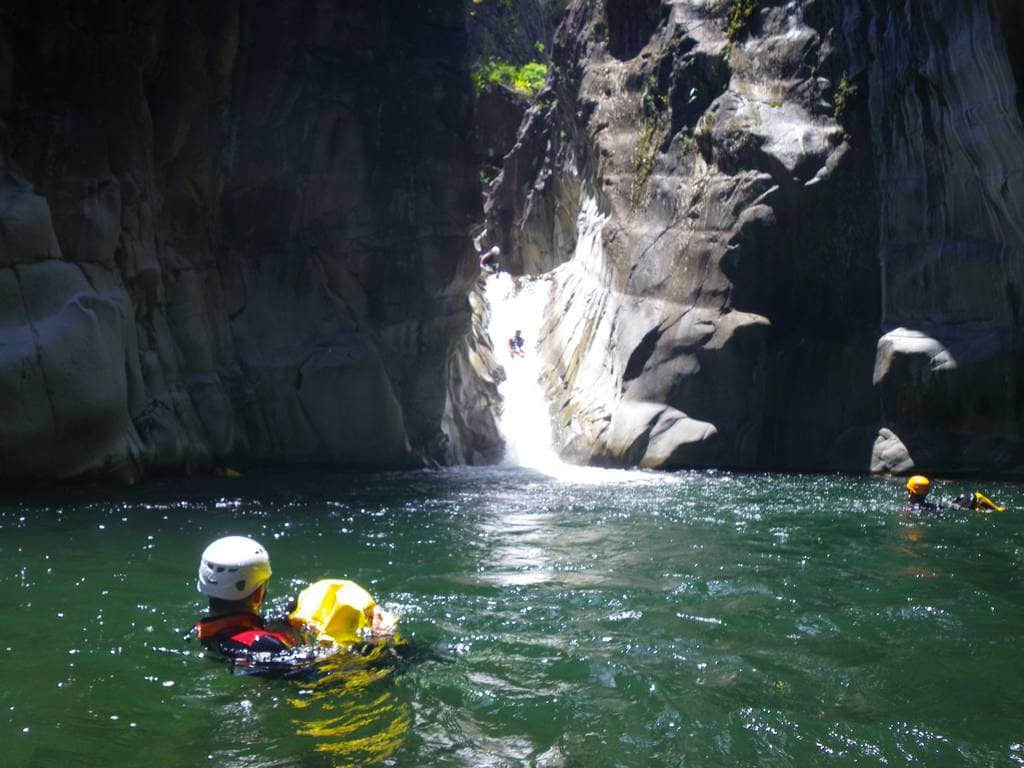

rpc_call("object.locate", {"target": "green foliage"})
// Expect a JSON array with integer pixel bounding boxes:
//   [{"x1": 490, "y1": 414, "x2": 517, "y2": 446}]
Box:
[
  {"x1": 833, "y1": 73, "x2": 858, "y2": 123},
  {"x1": 727, "y1": 0, "x2": 758, "y2": 41},
  {"x1": 678, "y1": 133, "x2": 692, "y2": 160},
  {"x1": 643, "y1": 74, "x2": 667, "y2": 112},
  {"x1": 472, "y1": 58, "x2": 549, "y2": 97},
  {"x1": 472, "y1": 58, "x2": 514, "y2": 90},
  {"x1": 631, "y1": 114, "x2": 664, "y2": 209},
  {"x1": 480, "y1": 167, "x2": 498, "y2": 187},
  {"x1": 516, "y1": 62, "x2": 549, "y2": 95}
]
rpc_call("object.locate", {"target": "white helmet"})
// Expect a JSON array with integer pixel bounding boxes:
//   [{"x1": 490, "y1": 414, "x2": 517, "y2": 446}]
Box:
[
  {"x1": 490, "y1": 246, "x2": 500, "y2": 255},
  {"x1": 197, "y1": 536, "x2": 271, "y2": 600}
]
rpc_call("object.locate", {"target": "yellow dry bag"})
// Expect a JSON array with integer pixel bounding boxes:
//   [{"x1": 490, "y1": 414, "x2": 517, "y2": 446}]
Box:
[
  {"x1": 289, "y1": 579, "x2": 376, "y2": 645},
  {"x1": 972, "y1": 491, "x2": 1006, "y2": 512}
]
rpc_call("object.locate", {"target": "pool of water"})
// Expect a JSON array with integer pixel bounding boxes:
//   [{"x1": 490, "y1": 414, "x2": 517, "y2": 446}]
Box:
[{"x1": 2, "y1": 467, "x2": 1022, "y2": 767}]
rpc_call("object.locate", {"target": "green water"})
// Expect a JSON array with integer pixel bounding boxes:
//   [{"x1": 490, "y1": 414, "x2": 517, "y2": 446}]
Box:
[{"x1": 2, "y1": 468, "x2": 1022, "y2": 767}]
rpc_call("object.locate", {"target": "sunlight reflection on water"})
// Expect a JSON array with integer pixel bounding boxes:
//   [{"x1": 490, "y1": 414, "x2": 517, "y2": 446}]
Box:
[{"x1": 0, "y1": 468, "x2": 1021, "y2": 767}]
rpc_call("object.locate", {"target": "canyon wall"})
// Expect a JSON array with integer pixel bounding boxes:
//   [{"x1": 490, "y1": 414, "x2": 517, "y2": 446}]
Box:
[
  {"x1": 484, "y1": 0, "x2": 1024, "y2": 475},
  {"x1": 836, "y1": 0, "x2": 1024, "y2": 475},
  {"x1": 2, "y1": 0, "x2": 1021, "y2": 481},
  {"x1": 0, "y1": 0, "x2": 481, "y2": 481}
]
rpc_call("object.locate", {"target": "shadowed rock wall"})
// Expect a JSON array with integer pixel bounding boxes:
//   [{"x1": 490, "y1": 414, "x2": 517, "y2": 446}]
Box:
[
  {"x1": 483, "y1": 0, "x2": 1024, "y2": 475},
  {"x1": 0, "y1": 0, "x2": 480, "y2": 481},
  {"x1": 827, "y1": 0, "x2": 1024, "y2": 474}
]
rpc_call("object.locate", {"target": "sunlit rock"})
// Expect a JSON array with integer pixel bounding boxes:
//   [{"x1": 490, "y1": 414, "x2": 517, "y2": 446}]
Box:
[
  {"x1": 482, "y1": 0, "x2": 1024, "y2": 476},
  {"x1": 870, "y1": 427, "x2": 914, "y2": 475}
]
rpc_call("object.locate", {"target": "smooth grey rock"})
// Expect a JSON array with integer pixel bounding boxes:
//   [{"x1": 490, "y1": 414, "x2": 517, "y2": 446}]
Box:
[
  {"x1": 0, "y1": 260, "x2": 142, "y2": 478},
  {"x1": 599, "y1": 400, "x2": 717, "y2": 469},
  {"x1": 874, "y1": 327, "x2": 956, "y2": 387},
  {"x1": 0, "y1": 1, "x2": 482, "y2": 482},
  {"x1": 0, "y1": 173, "x2": 62, "y2": 267},
  {"x1": 871, "y1": 427, "x2": 914, "y2": 474},
  {"x1": 481, "y1": 0, "x2": 1023, "y2": 476}
]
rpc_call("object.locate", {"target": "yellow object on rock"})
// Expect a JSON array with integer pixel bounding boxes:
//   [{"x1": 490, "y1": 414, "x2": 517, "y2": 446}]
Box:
[{"x1": 289, "y1": 579, "x2": 376, "y2": 645}]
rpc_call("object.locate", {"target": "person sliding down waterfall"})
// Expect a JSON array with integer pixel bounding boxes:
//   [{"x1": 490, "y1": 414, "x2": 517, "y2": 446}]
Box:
[
  {"x1": 479, "y1": 245, "x2": 500, "y2": 275},
  {"x1": 508, "y1": 329, "x2": 525, "y2": 358}
]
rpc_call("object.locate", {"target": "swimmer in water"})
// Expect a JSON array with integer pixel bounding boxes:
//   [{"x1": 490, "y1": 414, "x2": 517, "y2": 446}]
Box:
[
  {"x1": 193, "y1": 536, "x2": 300, "y2": 662},
  {"x1": 902, "y1": 475, "x2": 938, "y2": 514},
  {"x1": 900, "y1": 475, "x2": 1006, "y2": 516},
  {"x1": 193, "y1": 536, "x2": 397, "y2": 670}
]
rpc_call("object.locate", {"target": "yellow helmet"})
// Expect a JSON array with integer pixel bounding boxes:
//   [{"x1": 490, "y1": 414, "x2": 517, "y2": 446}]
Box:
[{"x1": 906, "y1": 475, "x2": 931, "y2": 496}]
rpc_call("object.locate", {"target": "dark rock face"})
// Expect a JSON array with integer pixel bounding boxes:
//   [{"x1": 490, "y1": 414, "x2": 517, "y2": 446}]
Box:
[
  {"x1": 472, "y1": 84, "x2": 530, "y2": 184},
  {"x1": 0, "y1": 1, "x2": 480, "y2": 481},
  {"x1": 466, "y1": 0, "x2": 564, "y2": 65},
  {"x1": 3, "y1": 0, "x2": 1020, "y2": 481},
  {"x1": 828, "y1": 0, "x2": 1024, "y2": 474},
  {"x1": 605, "y1": 0, "x2": 666, "y2": 60},
  {"x1": 484, "y1": 0, "x2": 1024, "y2": 475},
  {"x1": 441, "y1": 280, "x2": 505, "y2": 465}
]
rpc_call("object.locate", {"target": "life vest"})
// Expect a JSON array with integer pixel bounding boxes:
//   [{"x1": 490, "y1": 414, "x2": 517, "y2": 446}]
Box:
[
  {"x1": 288, "y1": 579, "x2": 376, "y2": 645},
  {"x1": 195, "y1": 612, "x2": 296, "y2": 655}
]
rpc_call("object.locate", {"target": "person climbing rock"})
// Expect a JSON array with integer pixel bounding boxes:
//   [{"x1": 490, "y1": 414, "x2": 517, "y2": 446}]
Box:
[
  {"x1": 508, "y1": 329, "x2": 525, "y2": 357},
  {"x1": 194, "y1": 535, "x2": 299, "y2": 662},
  {"x1": 479, "y1": 245, "x2": 500, "y2": 274}
]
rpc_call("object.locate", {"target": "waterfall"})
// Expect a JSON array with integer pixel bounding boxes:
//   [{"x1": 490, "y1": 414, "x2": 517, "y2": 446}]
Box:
[
  {"x1": 478, "y1": 191, "x2": 669, "y2": 483},
  {"x1": 483, "y1": 272, "x2": 562, "y2": 471},
  {"x1": 483, "y1": 271, "x2": 662, "y2": 484}
]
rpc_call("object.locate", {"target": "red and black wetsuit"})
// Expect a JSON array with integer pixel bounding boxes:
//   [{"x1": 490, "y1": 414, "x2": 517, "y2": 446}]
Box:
[{"x1": 195, "y1": 612, "x2": 297, "y2": 659}]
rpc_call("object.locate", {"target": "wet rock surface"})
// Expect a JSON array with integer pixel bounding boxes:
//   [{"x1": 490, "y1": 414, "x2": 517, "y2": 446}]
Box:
[
  {"x1": 836, "y1": 0, "x2": 1024, "y2": 475},
  {"x1": 2, "y1": 0, "x2": 1022, "y2": 481},
  {"x1": 485, "y1": 0, "x2": 1024, "y2": 475},
  {"x1": 0, "y1": 1, "x2": 480, "y2": 481}
]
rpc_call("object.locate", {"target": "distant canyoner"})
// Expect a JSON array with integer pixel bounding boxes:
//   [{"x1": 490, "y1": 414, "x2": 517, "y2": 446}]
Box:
[
  {"x1": 482, "y1": 269, "x2": 665, "y2": 485},
  {"x1": 484, "y1": 273, "x2": 562, "y2": 471}
]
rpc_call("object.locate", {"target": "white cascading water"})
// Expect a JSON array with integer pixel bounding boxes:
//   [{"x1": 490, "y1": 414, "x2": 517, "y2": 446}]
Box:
[
  {"x1": 484, "y1": 271, "x2": 663, "y2": 485},
  {"x1": 483, "y1": 272, "x2": 562, "y2": 471},
  {"x1": 479, "y1": 197, "x2": 673, "y2": 485}
]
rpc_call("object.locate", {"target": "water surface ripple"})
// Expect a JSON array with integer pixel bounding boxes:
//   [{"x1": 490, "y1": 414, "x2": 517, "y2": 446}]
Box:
[{"x1": 1, "y1": 468, "x2": 1022, "y2": 767}]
